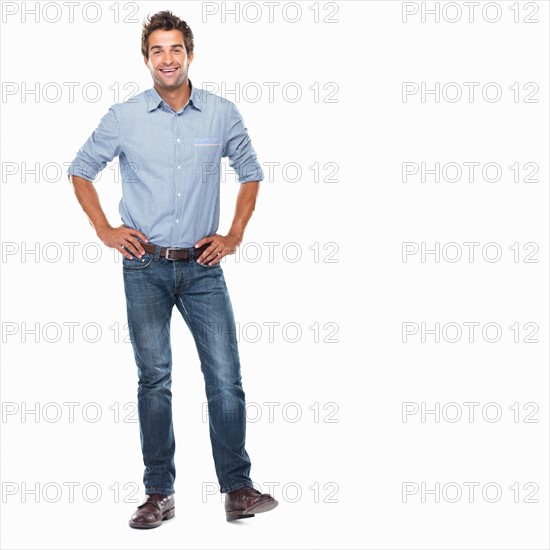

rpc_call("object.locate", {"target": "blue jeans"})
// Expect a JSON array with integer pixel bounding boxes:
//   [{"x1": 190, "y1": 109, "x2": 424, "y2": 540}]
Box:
[{"x1": 122, "y1": 246, "x2": 253, "y2": 495}]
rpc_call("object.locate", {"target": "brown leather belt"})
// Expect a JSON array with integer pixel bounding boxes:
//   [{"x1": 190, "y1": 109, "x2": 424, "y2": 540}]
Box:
[{"x1": 141, "y1": 242, "x2": 210, "y2": 261}]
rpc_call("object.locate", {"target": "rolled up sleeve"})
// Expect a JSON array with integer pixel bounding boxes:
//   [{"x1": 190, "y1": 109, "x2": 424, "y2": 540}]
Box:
[
  {"x1": 67, "y1": 107, "x2": 121, "y2": 182},
  {"x1": 223, "y1": 102, "x2": 264, "y2": 184}
]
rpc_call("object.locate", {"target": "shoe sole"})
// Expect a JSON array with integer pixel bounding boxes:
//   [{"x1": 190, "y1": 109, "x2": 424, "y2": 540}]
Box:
[
  {"x1": 129, "y1": 508, "x2": 175, "y2": 529},
  {"x1": 226, "y1": 499, "x2": 278, "y2": 522}
]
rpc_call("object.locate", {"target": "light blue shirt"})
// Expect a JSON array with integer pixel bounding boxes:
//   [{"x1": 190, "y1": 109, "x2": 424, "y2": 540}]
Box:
[{"x1": 67, "y1": 80, "x2": 264, "y2": 247}]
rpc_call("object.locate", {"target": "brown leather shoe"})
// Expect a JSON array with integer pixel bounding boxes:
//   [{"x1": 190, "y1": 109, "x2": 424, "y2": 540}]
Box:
[
  {"x1": 225, "y1": 486, "x2": 278, "y2": 522},
  {"x1": 128, "y1": 493, "x2": 175, "y2": 529}
]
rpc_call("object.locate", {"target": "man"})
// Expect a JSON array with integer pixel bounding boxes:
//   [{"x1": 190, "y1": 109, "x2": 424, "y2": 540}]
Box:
[{"x1": 67, "y1": 10, "x2": 277, "y2": 528}]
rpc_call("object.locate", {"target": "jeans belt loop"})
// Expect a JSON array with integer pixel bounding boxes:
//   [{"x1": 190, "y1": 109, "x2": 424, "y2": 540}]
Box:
[{"x1": 154, "y1": 245, "x2": 161, "y2": 261}]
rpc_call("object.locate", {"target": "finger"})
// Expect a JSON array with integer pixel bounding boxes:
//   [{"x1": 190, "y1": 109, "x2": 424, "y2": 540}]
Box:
[
  {"x1": 117, "y1": 244, "x2": 134, "y2": 259},
  {"x1": 126, "y1": 235, "x2": 146, "y2": 256},
  {"x1": 197, "y1": 249, "x2": 215, "y2": 264},
  {"x1": 123, "y1": 237, "x2": 145, "y2": 257},
  {"x1": 128, "y1": 229, "x2": 149, "y2": 243},
  {"x1": 195, "y1": 236, "x2": 215, "y2": 249},
  {"x1": 198, "y1": 244, "x2": 220, "y2": 264},
  {"x1": 207, "y1": 245, "x2": 226, "y2": 265},
  {"x1": 122, "y1": 231, "x2": 146, "y2": 254},
  {"x1": 208, "y1": 252, "x2": 224, "y2": 266}
]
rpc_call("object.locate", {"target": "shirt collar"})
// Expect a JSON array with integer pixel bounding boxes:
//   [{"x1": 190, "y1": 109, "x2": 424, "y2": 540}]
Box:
[{"x1": 147, "y1": 79, "x2": 202, "y2": 113}]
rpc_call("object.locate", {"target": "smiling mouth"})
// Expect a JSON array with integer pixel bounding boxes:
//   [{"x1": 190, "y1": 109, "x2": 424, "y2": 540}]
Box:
[{"x1": 159, "y1": 67, "x2": 179, "y2": 75}]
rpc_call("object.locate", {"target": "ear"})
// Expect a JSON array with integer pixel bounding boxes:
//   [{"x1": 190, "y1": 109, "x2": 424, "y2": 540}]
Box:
[
  {"x1": 143, "y1": 56, "x2": 149, "y2": 67},
  {"x1": 188, "y1": 51, "x2": 194, "y2": 65}
]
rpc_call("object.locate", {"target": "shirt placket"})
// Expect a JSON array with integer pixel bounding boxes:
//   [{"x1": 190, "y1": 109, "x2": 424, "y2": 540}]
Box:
[{"x1": 173, "y1": 109, "x2": 184, "y2": 246}]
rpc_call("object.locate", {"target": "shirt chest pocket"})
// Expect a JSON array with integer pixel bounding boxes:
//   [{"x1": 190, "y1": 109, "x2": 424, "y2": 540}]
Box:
[{"x1": 194, "y1": 137, "x2": 223, "y2": 183}]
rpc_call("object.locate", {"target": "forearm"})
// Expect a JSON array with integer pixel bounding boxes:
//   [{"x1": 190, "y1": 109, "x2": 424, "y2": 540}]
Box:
[
  {"x1": 227, "y1": 181, "x2": 259, "y2": 245},
  {"x1": 68, "y1": 174, "x2": 147, "y2": 258},
  {"x1": 69, "y1": 174, "x2": 112, "y2": 237}
]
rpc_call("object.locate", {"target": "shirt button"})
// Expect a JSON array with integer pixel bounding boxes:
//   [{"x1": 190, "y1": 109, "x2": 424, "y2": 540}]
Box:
[
  {"x1": 177, "y1": 165, "x2": 181, "y2": 170},
  {"x1": 176, "y1": 138, "x2": 180, "y2": 143},
  {"x1": 177, "y1": 192, "x2": 181, "y2": 197},
  {"x1": 176, "y1": 219, "x2": 179, "y2": 223}
]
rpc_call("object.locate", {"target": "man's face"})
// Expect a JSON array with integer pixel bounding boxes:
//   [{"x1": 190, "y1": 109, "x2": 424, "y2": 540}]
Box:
[{"x1": 144, "y1": 29, "x2": 194, "y2": 91}]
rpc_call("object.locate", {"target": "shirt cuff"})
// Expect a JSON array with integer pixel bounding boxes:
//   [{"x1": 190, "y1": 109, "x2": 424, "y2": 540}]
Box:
[
  {"x1": 236, "y1": 161, "x2": 264, "y2": 184},
  {"x1": 67, "y1": 160, "x2": 101, "y2": 182}
]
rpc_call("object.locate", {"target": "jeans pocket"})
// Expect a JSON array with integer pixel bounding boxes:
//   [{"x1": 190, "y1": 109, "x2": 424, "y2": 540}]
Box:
[
  {"x1": 122, "y1": 253, "x2": 154, "y2": 270},
  {"x1": 196, "y1": 260, "x2": 222, "y2": 270}
]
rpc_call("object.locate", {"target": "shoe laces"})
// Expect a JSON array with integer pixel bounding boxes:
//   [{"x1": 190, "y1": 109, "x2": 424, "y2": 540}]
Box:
[{"x1": 138, "y1": 493, "x2": 168, "y2": 510}]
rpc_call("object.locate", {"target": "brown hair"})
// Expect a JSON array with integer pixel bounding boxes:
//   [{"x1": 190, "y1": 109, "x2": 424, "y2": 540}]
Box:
[{"x1": 141, "y1": 10, "x2": 194, "y2": 58}]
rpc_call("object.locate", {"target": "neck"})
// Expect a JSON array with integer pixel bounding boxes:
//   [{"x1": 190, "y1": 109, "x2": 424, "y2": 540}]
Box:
[{"x1": 155, "y1": 79, "x2": 191, "y2": 112}]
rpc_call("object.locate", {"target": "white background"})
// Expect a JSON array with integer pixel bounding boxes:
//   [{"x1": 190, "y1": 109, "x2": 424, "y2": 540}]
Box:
[{"x1": 1, "y1": 1, "x2": 549, "y2": 549}]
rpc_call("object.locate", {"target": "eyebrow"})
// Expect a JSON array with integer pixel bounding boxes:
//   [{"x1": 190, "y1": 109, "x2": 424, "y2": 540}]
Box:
[{"x1": 150, "y1": 44, "x2": 184, "y2": 50}]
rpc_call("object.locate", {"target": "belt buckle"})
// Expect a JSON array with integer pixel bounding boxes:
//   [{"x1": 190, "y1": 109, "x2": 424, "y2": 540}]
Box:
[
  {"x1": 165, "y1": 247, "x2": 178, "y2": 261},
  {"x1": 164, "y1": 247, "x2": 190, "y2": 261}
]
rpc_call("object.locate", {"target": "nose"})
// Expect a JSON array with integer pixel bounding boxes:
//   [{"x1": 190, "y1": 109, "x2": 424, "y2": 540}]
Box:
[{"x1": 162, "y1": 51, "x2": 174, "y2": 65}]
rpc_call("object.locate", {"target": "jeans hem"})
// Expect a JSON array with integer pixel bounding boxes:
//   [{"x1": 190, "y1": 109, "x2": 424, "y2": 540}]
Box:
[
  {"x1": 145, "y1": 487, "x2": 175, "y2": 495},
  {"x1": 221, "y1": 482, "x2": 254, "y2": 494}
]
